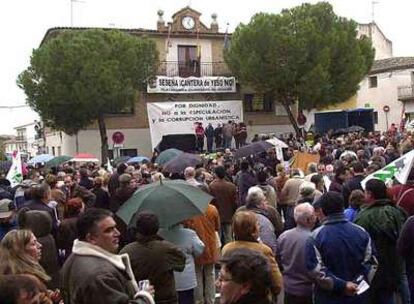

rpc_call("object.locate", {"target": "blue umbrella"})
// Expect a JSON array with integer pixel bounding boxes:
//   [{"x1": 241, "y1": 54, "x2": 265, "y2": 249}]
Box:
[
  {"x1": 27, "y1": 154, "x2": 54, "y2": 165},
  {"x1": 127, "y1": 156, "x2": 150, "y2": 164}
]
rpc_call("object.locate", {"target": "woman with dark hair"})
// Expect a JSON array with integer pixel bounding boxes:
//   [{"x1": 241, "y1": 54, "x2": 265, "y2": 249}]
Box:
[
  {"x1": 217, "y1": 248, "x2": 274, "y2": 304},
  {"x1": 221, "y1": 211, "x2": 282, "y2": 301}
]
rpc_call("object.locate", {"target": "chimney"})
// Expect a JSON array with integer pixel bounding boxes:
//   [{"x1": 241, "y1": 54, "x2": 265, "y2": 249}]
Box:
[
  {"x1": 210, "y1": 13, "x2": 218, "y2": 33},
  {"x1": 157, "y1": 10, "x2": 167, "y2": 31}
]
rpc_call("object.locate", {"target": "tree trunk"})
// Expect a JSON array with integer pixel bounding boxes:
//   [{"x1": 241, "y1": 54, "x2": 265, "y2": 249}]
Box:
[
  {"x1": 97, "y1": 114, "x2": 109, "y2": 165},
  {"x1": 75, "y1": 133, "x2": 79, "y2": 154},
  {"x1": 282, "y1": 100, "x2": 302, "y2": 138}
]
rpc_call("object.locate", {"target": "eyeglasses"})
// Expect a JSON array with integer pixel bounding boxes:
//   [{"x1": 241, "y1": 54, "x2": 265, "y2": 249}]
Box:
[{"x1": 217, "y1": 272, "x2": 233, "y2": 283}]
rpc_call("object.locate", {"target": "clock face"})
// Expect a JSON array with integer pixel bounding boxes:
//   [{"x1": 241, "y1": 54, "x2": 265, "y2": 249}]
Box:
[{"x1": 182, "y1": 16, "x2": 195, "y2": 30}]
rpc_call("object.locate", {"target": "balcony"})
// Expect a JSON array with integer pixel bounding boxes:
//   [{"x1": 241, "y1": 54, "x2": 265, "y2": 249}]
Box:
[
  {"x1": 15, "y1": 135, "x2": 27, "y2": 142},
  {"x1": 398, "y1": 85, "x2": 414, "y2": 101},
  {"x1": 157, "y1": 61, "x2": 232, "y2": 77}
]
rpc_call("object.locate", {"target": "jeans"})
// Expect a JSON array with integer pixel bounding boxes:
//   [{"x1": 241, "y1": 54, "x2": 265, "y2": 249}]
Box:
[
  {"x1": 178, "y1": 289, "x2": 194, "y2": 304},
  {"x1": 399, "y1": 272, "x2": 411, "y2": 304},
  {"x1": 223, "y1": 136, "x2": 232, "y2": 149},
  {"x1": 194, "y1": 264, "x2": 215, "y2": 304},
  {"x1": 206, "y1": 137, "x2": 214, "y2": 153}
]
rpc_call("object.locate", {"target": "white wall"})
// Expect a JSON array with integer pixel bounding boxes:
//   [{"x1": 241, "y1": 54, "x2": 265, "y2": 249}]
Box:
[
  {"x1": 357, "y1": 69, "x2": 413, "y2": 131},
  {"x1": 357, "y1": 23, "x2": 393, "y2": 60},
  {"x1": 46, "y1": 128, "x2": 153, "y2": 162}
]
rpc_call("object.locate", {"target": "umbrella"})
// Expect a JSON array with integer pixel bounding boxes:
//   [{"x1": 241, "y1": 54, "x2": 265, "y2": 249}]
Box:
[
  {"x1": 45, "y1": 155, "x2": 72, "y2": 168},
  {"x1": 266, "y1": 137, "x2": 288, "y2": 148},
  {"x1": 333, "y1": 128, "x2": 347, "y2": 136},
  {"x1": 127, "y1": 156, "x2": 150, "y2": 164},
  {"x1": 163, "y1": 153, "x2": 202, "y2": 174},
  {"x1": 155, "y1": 148, "x2": 183, "y2": 165},
  {"x1": 346, "y1": 125, "x2": 365, "y2": 133},
  {"x1": 234, "y1": 141, "x2": 274, "y2": 159},
  {"x1": 113, "y1": 156, "x2": 130, "y2": 166},
  {"x1": 71, "y1": 153, "x2": 99, "y2": 163},
  {"x1": 117, "y1": 179, "x2": 213, "y2": 228},
  {"x1": 27, "y1": 154, "x2": 54, "y2": 165}
]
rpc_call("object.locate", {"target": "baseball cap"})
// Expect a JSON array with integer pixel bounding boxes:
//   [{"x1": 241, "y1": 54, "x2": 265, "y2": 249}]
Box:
[{"x1": 0, "y1": 199, "x2": 14, "y2": 219}]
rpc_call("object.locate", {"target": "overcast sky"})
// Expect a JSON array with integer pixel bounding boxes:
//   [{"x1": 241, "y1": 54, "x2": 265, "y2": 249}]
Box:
[{"x1": 1, "y1": 0, "x2": 413, "y2": 135}]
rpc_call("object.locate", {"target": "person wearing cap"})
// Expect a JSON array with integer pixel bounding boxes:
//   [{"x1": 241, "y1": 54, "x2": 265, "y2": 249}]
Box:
[
  {"x1": 306, "y1": 192, "x2": 377, "y2": 304},
  {"x1": 0, "y1": 198, "x2": 17, "y2": 240}
]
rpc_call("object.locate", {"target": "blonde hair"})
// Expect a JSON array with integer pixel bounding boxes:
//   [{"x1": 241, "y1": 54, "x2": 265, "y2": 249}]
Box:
[{"x1": 0, "y1": 229, "x2": 50, "y2": 282}]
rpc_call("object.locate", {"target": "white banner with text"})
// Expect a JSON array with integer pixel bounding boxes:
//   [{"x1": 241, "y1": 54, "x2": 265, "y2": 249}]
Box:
[
  {"x1": 147, "y1": 100, "x2": 243, "y2": 149},
  {"x1": 147, "y1": 76, "x2": 236, "y2": 93}
]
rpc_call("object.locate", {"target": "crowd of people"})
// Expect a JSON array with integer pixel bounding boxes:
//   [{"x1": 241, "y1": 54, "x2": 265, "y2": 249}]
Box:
[{"x1": 0, "y1": 127, "x2": 414, "y2": 304}]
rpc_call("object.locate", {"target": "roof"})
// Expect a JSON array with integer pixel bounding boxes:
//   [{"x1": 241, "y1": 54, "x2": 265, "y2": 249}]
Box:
[
  {"x1": 370, "y1": 57, "x2": 414, "y2": 74},
  {"x1": 172, "y1": 6, "x2": 202, "y2": 18},
  {"x1": 40, "y1": 26, "x2": 230, "y2": 47}
]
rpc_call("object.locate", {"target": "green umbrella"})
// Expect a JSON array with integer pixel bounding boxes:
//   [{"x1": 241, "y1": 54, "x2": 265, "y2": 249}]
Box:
[
  {"x1": 45, "y1": 155, "x2": 72, "y2": 168},
  {"x1": 116, "y1": 179, "x2": 213, "y2": 228},
  {"x1": 155, "y1": 148, "x2": 183, "y2": 165}
]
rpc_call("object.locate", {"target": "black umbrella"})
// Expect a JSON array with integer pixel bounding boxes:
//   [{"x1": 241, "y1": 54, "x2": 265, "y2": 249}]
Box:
[
  {"x1": 333, "y1": 128, "x2": 347, "y2": 136},
  {"x1": 346, "y1": 125, "x2": 365, "y2": 133},
  {"x1": 234, "y1": 141, "x2": 274, "y2": 159},
  {"x1": 163, "y1": 153, "x2": 202, "y2": 174}
]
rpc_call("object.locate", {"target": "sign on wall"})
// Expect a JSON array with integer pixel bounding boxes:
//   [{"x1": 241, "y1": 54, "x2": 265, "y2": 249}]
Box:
[
  {"x1": 147, "y1": 100, "x2": 243, "y2": 149},
  {"x1": 147, "y1": 76, "x2": 236, "y2": 94}
]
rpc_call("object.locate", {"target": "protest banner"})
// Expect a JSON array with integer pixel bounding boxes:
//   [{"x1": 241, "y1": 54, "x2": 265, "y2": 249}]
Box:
[{"x1": 147, "y1": 100, "x2": 243, "y2": 149}]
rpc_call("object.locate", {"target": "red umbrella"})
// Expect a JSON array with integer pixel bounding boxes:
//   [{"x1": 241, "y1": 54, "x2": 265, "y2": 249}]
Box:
[{"x1": 71, "y1": 153, "x2": 99, "y2": 163}]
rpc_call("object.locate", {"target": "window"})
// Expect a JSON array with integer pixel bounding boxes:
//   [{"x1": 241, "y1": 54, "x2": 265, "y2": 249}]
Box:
[
  {"x1": 57, "y1": 146, "x2": 61, "y2": 156},
  {"x1": 369, "y1": 76, "x2": 378, "y2": 88},
  {"x1": 243, "y1": 93, "x2": 274, "y2": 113},
  {"x1": 243, "y1": 94, "x2": 254, "y2": 112},
  {"x1": 105, "y1": 102, "x2": 134, "y2": 115},
  {"x1": 373, "y1": 111, "x2": 378, "y2": 124},
  {"x1": 120, "y1": 149, "x2": 138, "y2": 157},
  {"x1": 178, "y1": 45, "x2": 200, "y2": 77},
  {"x1": 52, "y1": 146, "x2": 55, "y2": 156}
]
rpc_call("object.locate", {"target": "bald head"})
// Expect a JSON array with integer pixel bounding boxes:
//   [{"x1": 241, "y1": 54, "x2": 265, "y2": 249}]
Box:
[{"x1": 294, "y1": 203, "x2": 316, "y2": 228}]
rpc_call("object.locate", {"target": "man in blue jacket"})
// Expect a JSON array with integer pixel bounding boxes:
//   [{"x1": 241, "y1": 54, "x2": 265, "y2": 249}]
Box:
[{"x1": 306, "y1": 192, "x2": 377, "y2": 304}]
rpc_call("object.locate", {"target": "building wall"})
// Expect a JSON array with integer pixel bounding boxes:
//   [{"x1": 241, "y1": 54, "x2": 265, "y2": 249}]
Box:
[
  {"x1": 357, "y1": 69, "x2": 412, "y2": 130},
  {"x1": 357, "y1": 23, "x2": 393, "y2": 60}
]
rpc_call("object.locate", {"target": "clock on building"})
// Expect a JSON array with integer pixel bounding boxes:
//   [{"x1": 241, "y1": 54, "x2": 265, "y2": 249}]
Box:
[{"x1": 182, "y1": 16, "x2": 195, "y2": 30}]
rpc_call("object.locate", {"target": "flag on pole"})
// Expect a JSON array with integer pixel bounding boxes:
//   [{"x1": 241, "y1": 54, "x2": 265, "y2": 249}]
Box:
[
  {"x1": 361, "y1": 149, "x2": 414, "y2": 188},
  {"x1": 165, "y1": 23, "x2": 172, "y2": 54},
  {"x1": 6, "y1": 151, "x2": 23, "y2": 187},
  {"x1": 223, "y1": 23, "x2": 230, "y2": 50},
  {"x1": 196, "y1": 27, "x2": 201, "y2": 59}
]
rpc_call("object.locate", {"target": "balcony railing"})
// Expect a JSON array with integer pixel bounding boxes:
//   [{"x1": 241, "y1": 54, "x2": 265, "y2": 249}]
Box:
[
  {"x1": 157, "y1": 61, "x2": 232, "y2": 77},
  {"x1": 398, "y1": 85, "x2": 414, "y2": 101},
  {"x1": 15, "y1": 135, "x2": 27, "y2": 142}
]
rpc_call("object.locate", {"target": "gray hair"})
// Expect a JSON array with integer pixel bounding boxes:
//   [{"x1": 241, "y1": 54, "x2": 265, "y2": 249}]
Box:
[
  {"x1": 184, "y1": 167, "x2": 196, "y2": 179},
  {"x1": 246, "y1": 186, "x2": 266, "y2": 207},
  {"x1": 294, "y1": 203, "x2": 314, "y2": 226}
]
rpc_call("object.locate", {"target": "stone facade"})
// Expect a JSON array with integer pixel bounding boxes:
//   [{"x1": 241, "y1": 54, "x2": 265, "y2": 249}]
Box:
[{"x1": 41, "y1": 7, "x2": 294, "y2": 160}]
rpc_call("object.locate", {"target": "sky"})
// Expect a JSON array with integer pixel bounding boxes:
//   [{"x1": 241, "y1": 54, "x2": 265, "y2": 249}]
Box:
[{"x1": 1, "y1": 0, "x2": 413, "y2": 135}]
